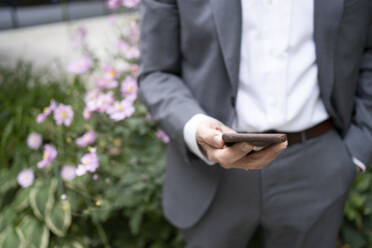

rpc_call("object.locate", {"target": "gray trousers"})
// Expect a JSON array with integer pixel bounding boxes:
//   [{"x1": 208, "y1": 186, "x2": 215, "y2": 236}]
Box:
[{"x1": 181, "y1": 129, "x2": 357, "y2": 248}]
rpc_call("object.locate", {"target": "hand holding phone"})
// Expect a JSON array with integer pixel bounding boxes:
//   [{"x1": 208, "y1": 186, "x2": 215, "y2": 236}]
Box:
[{"x1": 195, "y1": 117, "x2": 288, "y2": 170}]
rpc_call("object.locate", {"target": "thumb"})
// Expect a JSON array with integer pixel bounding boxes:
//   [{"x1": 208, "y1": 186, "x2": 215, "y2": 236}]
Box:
[{"x1": 196, "y1": 122, "x2": 224, "y2": 149}]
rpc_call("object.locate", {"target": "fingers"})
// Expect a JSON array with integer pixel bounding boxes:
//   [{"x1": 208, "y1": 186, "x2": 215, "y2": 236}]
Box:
[
  {"x1": 234, "y1": 141, "x2": 288, "y2": 170},
  {"x1": 199, "y1": 142, "x2": 218, "y2": 162},
  {"x1": 215, "y1": 142, "x2": 253, "y2": 167},
  {"x1": 197, "y1": 125, "x2": 223, "y2": 149},
  {"x1": 202, "y1": 142, "x2": 253, "y2": 166},
  {"x1": 196, "y1": 119, "x2": 235, "y2": 149}
]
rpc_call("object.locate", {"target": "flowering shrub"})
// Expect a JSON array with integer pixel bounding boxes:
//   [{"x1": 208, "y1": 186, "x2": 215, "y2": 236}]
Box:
[{"x1": 0, "y1": 2, "x2": 184, "y2": 247}]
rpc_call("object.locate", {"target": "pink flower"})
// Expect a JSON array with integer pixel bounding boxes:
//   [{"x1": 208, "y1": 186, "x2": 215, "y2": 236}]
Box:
[
  {"x1": 145, "y1": 113, "x2": 152, "y2": 121},
  {"x1": 76, "y1": 131, "x2": 97, "y2": 147},
  {"x1": 96, "y1": 92, "x2": 114, "y2": 112},
  {"x1": 106, "y1": 99, "x2": 135, "y2": 121},
  {"x1": 67, "y1": 56, "x2": 92, "y2": 74},
  {"x1": 126, "y1": 93, "x2": 137, "y2": 103},
  {"x1": 61, "y1": 165, "x2": 76, "y2": 181},
  {"x1": 71, "y1": 26, "x2": 87, "y2": 49},
  {"x1": 116, "y1": 39, "x2": 129, "y2": 52},
  {"x1": 17, "y1": 169, "x2": 34, "y2": 188},
  {"x1": 97, "y1": 78, "x2": 118, "y2": 89},
  {"x1": 27, "y1": 133, "x2": 42, "y2": 149},
  {"x1": 84, "y1": 90, "x2": 114, "y2": 114},
  {"x1": 54, "y1": 104, "x2": 74, "y2": 126},
  {"x1": 121, "y1": 77, "x2": 138, "y2": 99},
  {"x1": 116, "y1": 39, "x2": 128, "y2": 50},
  {"x1": 103, "y1": 64, "x2": 117, "y2": 79},
  {"x1": 97, "y1": 65, "x2": 118, "y2": 89},
  {"x1": 130, "y1": 64, "x2": 139, "y2": 77},
  {"x1": 85, "y1": 89, "x2": 101, "y2": 111},
  {"x1": 83, "y1": 107, "x2": 93, "y2": 120},
  {"x1": 128, "y1": 21, "x2": 140, "y2": 42},
  {"x1": 122, "y1": 0, "x2": 140, "y2": 8},
  {"x1": 76, "y1": 148, "x2": 99, "y2": 176},
  {"x1": 116, "y1": 39, "x2": 139, "y2": 59},
  {"x1": 125, "y1": 46, "x2": 140, "y2": 59},
  {"x1": 107, "y1": 0, "x2": 121, "y2": 9},
  {"x1": 77, "y1": 26, "x2": 87, "y2": 38},
  {"x1": 36, "y1": 99, "x2": 57, "y2": 123},
  {"x1": 157, "y1": 129, "x2": 170, "y2": 143},
  {"x1": 37, "y1": 144, "x2": 58, "y2": 168}
]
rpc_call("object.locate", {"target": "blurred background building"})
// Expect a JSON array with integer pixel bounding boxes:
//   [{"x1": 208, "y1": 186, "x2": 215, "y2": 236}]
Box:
[
  {"x1": 0, "y1": 0, "x2": 128, "y2": 30},
  {"x1": 0, "y1": 0, "x2": 135, "y2": 69}
]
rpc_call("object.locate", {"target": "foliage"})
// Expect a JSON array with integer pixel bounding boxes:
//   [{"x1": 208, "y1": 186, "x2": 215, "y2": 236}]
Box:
[
  {"x1": 342, "y1": 171, "x2": 372, "y2": 248},
  {"x1": 0, "y1": 17, "x2": 183, "y2": 247},
  {"x1": 0, "y1": 61, "x2": 183, "y2": 247}
]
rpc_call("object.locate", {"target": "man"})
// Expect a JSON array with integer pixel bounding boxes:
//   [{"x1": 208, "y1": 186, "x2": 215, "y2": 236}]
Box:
[{"x1": 138, "y1": 0, "x2": 372, "y2": 247}]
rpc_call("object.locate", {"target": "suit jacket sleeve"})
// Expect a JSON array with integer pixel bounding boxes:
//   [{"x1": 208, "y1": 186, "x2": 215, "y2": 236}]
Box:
[
  {"x1": 345, "y1": 6, "x2": 372, "y2": 168},
  {"x1": 138, "y1": 0, "x2": 206, "y2": 163}
]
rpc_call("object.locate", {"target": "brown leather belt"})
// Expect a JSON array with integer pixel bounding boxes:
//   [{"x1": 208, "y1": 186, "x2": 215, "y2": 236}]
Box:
[{"x1": 265, "y1": 119, "x2": 334, "y2": 146}]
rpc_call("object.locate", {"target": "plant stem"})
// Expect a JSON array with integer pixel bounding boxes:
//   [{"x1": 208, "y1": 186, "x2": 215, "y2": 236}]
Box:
[
  {"x1": 94, "y1": 219, "x2": 110, "y2": 248},
  {"x1": 55, "y1": 125, "x2": 65, "y2": 196}
]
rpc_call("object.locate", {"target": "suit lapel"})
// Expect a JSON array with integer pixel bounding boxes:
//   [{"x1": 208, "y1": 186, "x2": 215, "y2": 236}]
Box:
[
  {"x1": 314, "y1": 0, "x2": 344, "y2": 113},
  {"x1": 209, "y1": 0, "x2": 242, "y2": 94}
]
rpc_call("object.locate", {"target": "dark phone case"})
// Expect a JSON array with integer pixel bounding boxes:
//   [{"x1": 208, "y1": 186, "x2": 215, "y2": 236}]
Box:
[{"x1": 222, "y1": 133, "x2": 287, "y2": 147}]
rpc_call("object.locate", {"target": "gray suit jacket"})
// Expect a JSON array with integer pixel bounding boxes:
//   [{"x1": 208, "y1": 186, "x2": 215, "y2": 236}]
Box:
[{"x1": 138, "y1": 0, "x2": 372, "y2": 229}]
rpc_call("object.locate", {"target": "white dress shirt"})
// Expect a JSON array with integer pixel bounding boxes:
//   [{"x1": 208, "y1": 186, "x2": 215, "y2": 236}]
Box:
[{"x1": 183, "y1": 0, "x2": 366, "y2": 171}]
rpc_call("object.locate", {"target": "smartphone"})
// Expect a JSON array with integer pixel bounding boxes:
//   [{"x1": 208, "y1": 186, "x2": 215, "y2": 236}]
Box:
[{"x1": 222, "y1": 133, "x2": 287, "y2": 147}]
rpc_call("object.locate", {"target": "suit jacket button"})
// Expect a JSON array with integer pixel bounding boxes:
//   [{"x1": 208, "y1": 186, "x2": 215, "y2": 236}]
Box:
[{"x1": 230, "y1": 96, "x2": 236, "y2": 108}]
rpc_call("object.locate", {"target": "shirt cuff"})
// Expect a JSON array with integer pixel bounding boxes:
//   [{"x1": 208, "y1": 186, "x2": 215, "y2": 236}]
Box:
[
  {"x1": 352, "y1": 156, "x2": 366, "y2": 172},
  {"x1": 183, "y1": 113, "x2": 217, "y2": 165}
]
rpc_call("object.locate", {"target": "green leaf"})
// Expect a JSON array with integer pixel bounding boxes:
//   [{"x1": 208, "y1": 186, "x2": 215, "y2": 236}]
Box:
[
  {"x1": 350, "y1": 193, "x2": 366, "y2": 208},
  {"x1": 0, "y1": 208, "x2": 16, "y2": 233},
  {"x1": 29, "y1": 179, "x2": 57, "y2": 220},
  {"x1": 64, "y1": 241, "x2": 85, "y2": 248},
  {"x1": 129, "y1": 207, "x2": 144, "y2": 235},
  {"x1": 0, "y1": 228, "x2": 23, "y2": 248},
  {"x1": 0, "y1": 170, "x2": 17, "y2": 196},
  {"x1": 365, "y1": 195, "x2": 372, "y2": 210},
  {"x1": 363, "y1": 213, "x2": 372, "y2": 229},
  {"x1": 342, "y1": 224, "x2": 367, "y2": 248},
  {"x1": 17, "y1": 216, "x2": 49, "y2": 248},
  {"x1": 355, "y1": 174, "x2": 371, "y2": 191},
  {"x1": 45, "y1": 199, "x2": 71, "y2": 237},
  {"x1": 12, "y1": 188, "x2": 31, "y2": 212},
  {"x1": 64, "y1": 189, "x2": 84, "y2": 213},
  {"x1": 0, "y1": 119, "x2": 14, "y2": 159}
]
